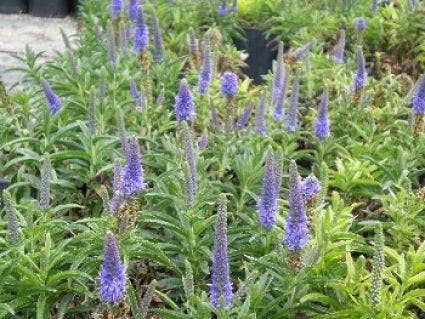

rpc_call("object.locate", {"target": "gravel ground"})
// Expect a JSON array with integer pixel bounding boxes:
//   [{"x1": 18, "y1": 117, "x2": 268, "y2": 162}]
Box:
[{"x1": 0, "y1": 13, "x2": 77, "y2": 90}]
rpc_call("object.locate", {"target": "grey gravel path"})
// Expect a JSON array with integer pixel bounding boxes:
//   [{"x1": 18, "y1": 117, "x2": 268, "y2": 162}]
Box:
[{"x1": 0, "y1": 13, "x2": 77, "y2": 90}]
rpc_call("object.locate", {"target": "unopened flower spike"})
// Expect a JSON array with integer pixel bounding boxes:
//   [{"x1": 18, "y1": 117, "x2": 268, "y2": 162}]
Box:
[
  {"x1": 109, "y1": 157, "x2": 124, "y2": 214},
  {"x1": 272, "y1": 66, "x2": 289, "y2": 121},
  {"x1": 255, "y1": 92, "x2": 268, "y2": 135},
  {"x1": 272, "y1": 41, "x2": 285, "y2": 103},
  {"x1": 182, "y1": 123, "x2": 198, "y2": 197},
  {"x1": 3, "y1": 190, "x2": 22, "y2": 245},
  {"x1": 151, "y1": 9, "x2": 164, "y2": 63},
  {"x1": 210, "y1": 194, "x2": 233, "y2": 309},
  {"x1": 129, "y1": 80, "x2": 145, "y2": 111},
  {"x1": 369, "y1": 223, "x2": 385, "y2": 307},
  {"x1": 39, "y1": 154, "x2": 52, "y2": 210}
]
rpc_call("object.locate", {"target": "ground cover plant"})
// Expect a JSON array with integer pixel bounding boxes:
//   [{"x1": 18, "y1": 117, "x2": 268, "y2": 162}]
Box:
[{"x1": 1, "y1": 0, "x2": 425, "y2": 318}]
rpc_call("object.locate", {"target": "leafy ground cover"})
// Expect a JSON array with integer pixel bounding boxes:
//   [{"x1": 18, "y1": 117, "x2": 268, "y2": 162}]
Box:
[{"x1": 1, "y1": 0, "x2": 425, "y2": 318}]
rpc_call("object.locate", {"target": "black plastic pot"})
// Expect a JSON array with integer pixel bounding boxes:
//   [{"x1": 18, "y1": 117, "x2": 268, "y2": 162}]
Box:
[
  {"x1": 234, "y1": 28, "x2": 277, "y2": 85},
  {"x1": 29, "y1": 0, "x2": 69, "y2": 17},
  {"x1": 71, "y1": 0, "x2": 79, "y2": 14},
  {"x1": 0, "y1": 0, "x2": 28, "y2": 13}
]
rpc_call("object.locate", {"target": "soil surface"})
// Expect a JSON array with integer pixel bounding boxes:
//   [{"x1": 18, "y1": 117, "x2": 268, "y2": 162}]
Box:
[{"x1": 0, "y1": 13, "x2": 76, "y2": 89}]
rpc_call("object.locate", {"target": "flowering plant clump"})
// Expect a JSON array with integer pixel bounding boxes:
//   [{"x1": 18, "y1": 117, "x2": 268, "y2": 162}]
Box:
[{"x1": 1, "y1": 0, "x2": 424, "y2": 318}]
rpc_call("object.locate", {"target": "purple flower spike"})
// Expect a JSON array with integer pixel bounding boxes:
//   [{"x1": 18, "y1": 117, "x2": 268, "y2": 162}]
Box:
[
  {"x1": 314, "y1": 89, "x2": 330, "y2": 139},
  {"x1": 284, "y1": 161, "x2": 309, "y2": 252},
  {"x1": 292, "y1": 41, "x2": 313, "y2": 61},
  {"x1": 110, "y1": 0, "x2": 123, "y2": 19},
  {"x1": 334, "y1": 29, "x2": 345, "y2": 64},
  {"x1": 220, "y1": 71, "x2": 238, "y2": 98},
  {"x1": 258, "y1": 150, "x2": 278, "y2": 231},
  {"x1": 272, "y1": 67, "x2": 289, "y2": 121},
  {"x1": 371, "y1": 0, "x2": 379, "y2": 13},
  {"x1": 300, "y1": 175, "x2": 321, "y2": 202},
  {"x1": 151, "y1": 10, "x2": 164, "y2": 63},
  {"x1": 413, "y1": 75, "x2": 425, "y2": 116},
  {"x1": 198, "y1": 40, "x2": 213, "y2": 95},
  {"x1": 255, "y1": 92, "x2": 268, "y2": 135},
  {"x1": 353, "y1": 46, "x2": 367, "y2": 91},
  {"x1": 210, "y1": 194, "x2": 233, "y2": 310},
  {"x1": 128, "y1": 0, "x2": 140, "y2": 20},
  {"x1": 231, "y1": 0, "x2": 237, "y2": 13},
  {"x1": 121, "y1": 136, "x2": 146, "y2": 197},
  {"x1": 285, "y1": 71, "x2": 300, "y2": 133},
  {"x1": 41, "y1": 80, "x2": 62, "y2": 114},
  {"x1": 100, "y1": 233, "x2": 126, "y2": 304},
  {"x1": 175, "y1": 79, "x2": 196, "y2": 122},
  {"x1": 134, "y1": 8, "x2": 149, "y2": 54},
  {"x1": 129, "y1": 80, "x2": 144, "y2": 111},
  {"x1": 273, "y1": 42, "x2": 285, "y2": 103},
  {"x1": 355, "y1": 17, "x2": 366, "y2": 32},
  {"x1": 236, "y1": 104, "x2": 253, "y2": 129},
  {"x1": 218, "y1": 1, "x2": 228, "y2": 16},
  {"x1": 199, "y1": 134, "x2": 208, "y2": 150}
]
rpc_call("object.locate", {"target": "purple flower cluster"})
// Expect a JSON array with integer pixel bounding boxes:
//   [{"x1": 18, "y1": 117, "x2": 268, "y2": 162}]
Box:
[
  {"x1": 285, "y1": 71, "x2": 300, "y2": 133},
  {"x1": 300, "y1": 175, "x2": 321, "y2": 202},
  {"x1": 128, "y1": 0, "x2": 139, "y2": 20},
  {"x1": 334, "y1": 29, "x2": 345, "y2": 64},
  {"x1": 355, "y1": 17, "x2": 366, "y2": 32},
  {"x1": 129, "y1": 80, "x2": 144, "y2": 111},
  {"x1": 353, "y1": 46, "x2": 367, "y2": 91},
  {"x1": 218, "y1": 0, "x2": 228, "y2": 16},
  {"x1": 134, "y1": 8, "x2": 149, "y2": 54},
  {"x1": 236, "y1": 105, "x2": 253, "y2": 129},
  {"x1": 231, "y1": 0, "x2": 237, "y2": 12},
  {"x1": 188, "y1": 32, "x2": 199, "y2": 55},
  {"x1": 284, "y1": 161, "x2": 309, "y2": 252},
  {"x1": 412, "y1": 75, "x2": 425, "y2": 116},
  {"x1": 258, "y1": 151, "x2": 279, "y2": 230},
  {"x1": 210, "y1": 195, "x2": 233, "y2": 309},
  {"x1": 314, "y1": 89, "x2": 330, "y2": 139},
  {"x1": 183, "y1": 124, "x2": 198, "y2": 197},
  {"x1": 121, "y1": 137, "x2": 146, "y2": 197},
  {"x1": 175, "y1": 79, "x2": 196, "y2": 122},
  {"x1": 108, "y1": 32, "x2": 118, "y2": 69},
  {"x1": 220, "y1": 72, "x2": 238, "y2": 98},
  {"x1": 292, "y1": 41, "x2": 313, "y2": 61},
  {"x1": 198, "y1": 40, "x2": 213, "y2": 95},
  {"x1": 100, "y1": 233, "x2": 126, "y2": 304},
  {"x1": 41, "y1": 80, "x2": 62, "y2": 114},
  {"x1": 110, "y1": 0, "x2": 123, "y2": 18}
]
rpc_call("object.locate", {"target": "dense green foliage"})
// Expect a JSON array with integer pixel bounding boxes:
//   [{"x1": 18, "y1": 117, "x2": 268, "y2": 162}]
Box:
[{"x1": 1, "y1": 0, "x2": 425, "y2": 318}]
